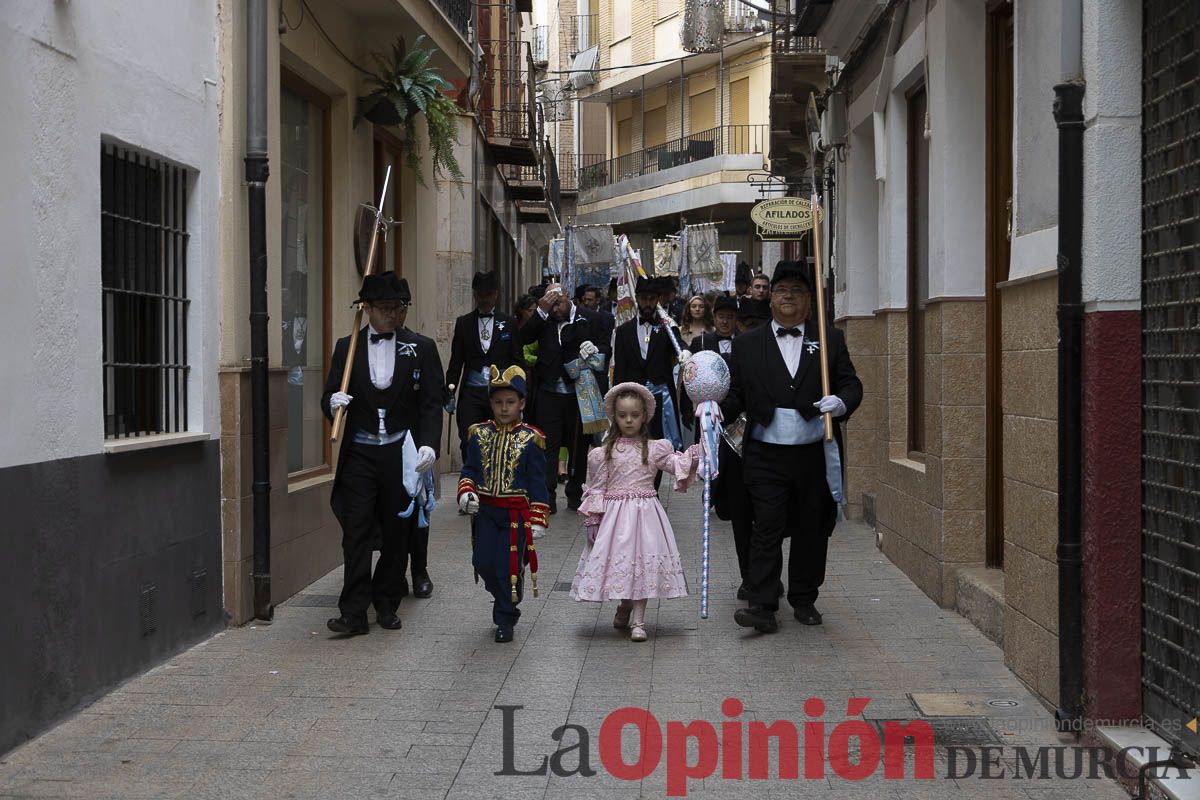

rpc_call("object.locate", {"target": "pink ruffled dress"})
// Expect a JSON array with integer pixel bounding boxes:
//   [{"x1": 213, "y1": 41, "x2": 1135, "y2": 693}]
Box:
[{"x1": 570, "y1": 438, "x2": 698, "y2": 602}]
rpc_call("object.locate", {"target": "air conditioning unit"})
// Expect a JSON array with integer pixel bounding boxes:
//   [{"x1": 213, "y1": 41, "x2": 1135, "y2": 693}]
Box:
[{"x1": 821, "y1": 91, "x2": 847, "y2": 148}]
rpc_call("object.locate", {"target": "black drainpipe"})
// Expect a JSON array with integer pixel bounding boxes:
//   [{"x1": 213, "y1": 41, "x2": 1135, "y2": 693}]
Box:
[
  {"x1": 246, "y1": 0, "x2": 274, "y2": 622},
  {"x1": 1053, "y1": 77, "x2": 1085, "y2": 730}
]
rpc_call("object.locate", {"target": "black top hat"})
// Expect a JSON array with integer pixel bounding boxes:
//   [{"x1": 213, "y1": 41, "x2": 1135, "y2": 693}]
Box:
[
  {"x1": 735, "y1": 261, "x2": 752, "y2": 285},
  {"x1": 737, "y1": 297, "x2": 770, "y2": 321},
  {"x1": 713, "y1": 295, "x2": 739, "y2": 314},
  {"x1": 634, "y1": 274, "x2": 661, "y2": 295},
  {"x1": 472, "y1": 271, "x2": 499, "y2": 292},
  {"x1": 771, "y1": 260, "x2": 813, "y2": 291},
  {"x1": 359, "y1": 271, "x2": 408, "y2": 302}
]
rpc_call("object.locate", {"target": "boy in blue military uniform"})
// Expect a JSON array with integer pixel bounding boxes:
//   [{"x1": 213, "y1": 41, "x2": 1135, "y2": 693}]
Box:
[{"x1": 457, "y1": 366, "x2": 551, "y2": 643}]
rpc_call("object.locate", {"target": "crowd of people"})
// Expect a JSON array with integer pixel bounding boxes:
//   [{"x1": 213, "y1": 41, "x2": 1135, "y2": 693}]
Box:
[{"x1": 319, "y1": 259, "x2": 861, "y2": 644}]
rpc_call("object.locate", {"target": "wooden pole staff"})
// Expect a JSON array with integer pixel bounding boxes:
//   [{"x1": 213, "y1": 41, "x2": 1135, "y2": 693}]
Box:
[
  {"x1": 331, "y1": 166, "x2": 391, "y2": 442},
  {"x1": 809, "y1": 192, "x2": 834, "y2": 442}
]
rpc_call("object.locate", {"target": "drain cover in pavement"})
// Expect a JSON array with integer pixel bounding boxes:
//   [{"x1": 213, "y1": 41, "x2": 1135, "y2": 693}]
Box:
[
  {"x1": 285, "y1": 593, "x2": 341, "y2": 607},
  {"x1": 553, "y1": 581, "x2": 574, "y2": 592},
  {"x1": 872, "y1": 718, "x2": 1000, "y2": 747}
]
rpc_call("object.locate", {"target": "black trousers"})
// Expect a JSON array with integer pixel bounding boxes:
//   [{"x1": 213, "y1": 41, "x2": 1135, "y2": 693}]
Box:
[
  {"x1": 455, "y1": 385, "x2": 492, "y2": 462},
  {"x1": 333, "y1": 441, "x2": 414, "y2": 623},
  {"x1": 713, "y1": 439, "x2": 754, "y2": 584},
  {"x1": 535, "y1": 389, "x2": 587, "y2": 510},
  {"x1": 742, "y1": 439, "x2": 832, "y2": 611},
  {"x1": 407, "y1": 524, "x2": 429, "y2": 577}
]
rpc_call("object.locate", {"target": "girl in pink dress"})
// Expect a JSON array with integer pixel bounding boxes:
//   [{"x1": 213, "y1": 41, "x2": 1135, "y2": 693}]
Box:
[{"x1": 570, "y1": 382, "x2": 699, "y2": 641}]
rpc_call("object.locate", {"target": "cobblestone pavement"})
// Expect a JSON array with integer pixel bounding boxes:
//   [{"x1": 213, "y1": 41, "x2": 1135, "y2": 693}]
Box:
[{"x1": 0, "y1": 476, "x2": 1131, "y2": 799}]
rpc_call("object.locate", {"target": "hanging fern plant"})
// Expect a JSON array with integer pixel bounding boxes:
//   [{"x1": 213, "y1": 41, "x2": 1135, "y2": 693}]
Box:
[{"x1": 356, "y1": 35, "x2": 465, "y2": 187}]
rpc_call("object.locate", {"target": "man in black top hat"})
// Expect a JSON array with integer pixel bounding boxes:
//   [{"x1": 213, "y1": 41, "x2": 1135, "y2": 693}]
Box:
[
  {"x1": 613, "y1": 276, "x2": 687, "y2": 449},
  {"x1": 519, "y1": 282, "x2": 610, "y2": 513},
  {"x1": 320, "y1": 271, "x2": 444, "y2": 635},
  {"x1": 722, "y1": 261, "x2": 862, "y2": 633},
  {"x1": 445, "y1": 271, "x2": 521, "y2": 463}
]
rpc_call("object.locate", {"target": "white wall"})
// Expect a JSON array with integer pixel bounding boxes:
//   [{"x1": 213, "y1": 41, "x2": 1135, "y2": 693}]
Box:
[
  {"x1": 0, "y1": 2, "x2": 220, "y2": 470},
  {"x1": 1081, "y1": 0, "x2": 1141, "y2": 310},
  {"x1": 834, "y1": 1, "x2": 986, "y2": 316}
]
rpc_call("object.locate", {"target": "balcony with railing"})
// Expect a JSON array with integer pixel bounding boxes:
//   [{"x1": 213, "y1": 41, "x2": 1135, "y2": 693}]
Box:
[
  {"x1": 577, "y1": 125, "x2": 767, "y2": 192},
  {"x1": 477, "y1": 39, "x2": 540, "y2": 165},
  {"x1": 565, "y1": 15, "x2": 599, "y2": 57},
  {"x1": 768, "y1": 0, "x2": 824, "y2": 55},
  {"x1": 431, "y1": 0, "x2": 471, "y2": 39}
]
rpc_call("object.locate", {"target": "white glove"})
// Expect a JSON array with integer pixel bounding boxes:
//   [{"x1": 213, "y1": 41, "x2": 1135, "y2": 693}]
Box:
[
  {"x1": 330, "y1": 391, "x2": 352, "y2": 410},
  {"x1": 578, "y1": 340, "x2": 599, "y2": 359},
  {"x1": 458, "y1": 492, "x2": 480, "y2": 515},
  {"x1": 677, "y1": 349, "x2": 692, "y2": 366},
  {"x1": 814, "y1": 395, "x2": 847, "y2": 417},
  {"x1": 531, "y1": 524, "x2": 547, "y2": 540},
  {"x1": 414, "y1": 446, "x2": 437, "y2": 473}
]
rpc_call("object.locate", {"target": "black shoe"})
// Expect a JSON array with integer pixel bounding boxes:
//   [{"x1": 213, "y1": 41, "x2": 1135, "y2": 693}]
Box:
[
  {"x1": 793, "y1": 605, "x2": 823, "y2": 626},
  {"x1": 327, "y1": 616, "x2": 369, "y2": 636},
  {"x1": 413, "y1": 573, "x2": 433, "y2": 599},
  {"x1": 495, "y1": 626, "x2": 514, "y2": 643},
  {"x1": 734, "y1": 606, "x2": 778, "y2": 633},
  {"x1": 557, "y1": 474, "x2": 569, "y2": 485},
  {"x1": 736, "y1": 584, "x2": 747, "y2": 600},
  {"x1": 377, "y1": 612, "x2": 403, "y2": 630}
]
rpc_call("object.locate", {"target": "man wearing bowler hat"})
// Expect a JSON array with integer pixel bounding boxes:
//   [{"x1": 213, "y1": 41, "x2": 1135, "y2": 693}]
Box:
[
  {"x1": 321, "y1": 271, "x2": 444, "y2": 635},
  {"x1": 722, "y1": 261, "x2": 862, "y2": 632},
  {"x1": 445, "y1": 271, "x2": 520, "y2": 463}
]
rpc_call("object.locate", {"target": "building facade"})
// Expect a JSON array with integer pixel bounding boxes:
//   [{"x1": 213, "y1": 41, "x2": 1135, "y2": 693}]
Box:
[
  {"x1": 804, "y1": 0, "x2": 1198, "y2": 767},
  {"x1": 215, "y1": 0, "x2": 555, "y2": 623},
  {"x1": 0, "y1": 1, "x2": 224, "y2": 752},
  {"x1": 533, "y1": 0, "x2": 825, "y2": 270}
]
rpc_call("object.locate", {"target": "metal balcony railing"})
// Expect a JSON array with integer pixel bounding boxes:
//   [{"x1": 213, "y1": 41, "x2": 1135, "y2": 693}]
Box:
[
  {"x1": 432, "y1": 0, "x2": 471, "y2": 39},
  {"x1": 566, "y1": 15, "x2": 599, "y2": 56},
  {"x1": 478, "y1": 39, "x2": 539, "y2": 142},
  {"x1": 532, "y1": 25, "x2": 549, "y2": 66},
  {"x1": 578, "y1": 125, "x2": 767, "y2": 190},
  {"x1": 768, "y1": 0, "x2": 824, "y2": 54}
]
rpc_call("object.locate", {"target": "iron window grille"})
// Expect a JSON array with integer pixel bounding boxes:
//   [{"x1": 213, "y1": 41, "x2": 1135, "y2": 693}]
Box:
[{"x1": 100, "y1": 143, "x2": 190, "y2": 439}]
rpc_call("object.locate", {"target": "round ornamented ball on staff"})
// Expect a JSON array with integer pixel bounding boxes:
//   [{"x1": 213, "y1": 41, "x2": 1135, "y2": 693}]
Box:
[{"x1": 681, "y1": 350, "x2": 730, "y2": 405}]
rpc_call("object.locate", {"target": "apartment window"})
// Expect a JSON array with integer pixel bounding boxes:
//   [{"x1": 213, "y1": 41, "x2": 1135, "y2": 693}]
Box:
[
  {"x1": 689, "y1": 89, "x2": 715, "y2": 134},
  {"x1": 907, "y1": 82, "x2": 929, "y2": 454},
  {"x1": 617, "y1": 117, "x2": 633, "y2": 156},
  {"x1": 280, "y1": 73, "x2": 331, "y2": 476},
  {"x1": 613, "y1": 0, "x2": 631, "y2": 40},
  {"x1": 101, "y1": 143, "x2": 190, "y2": 439}
]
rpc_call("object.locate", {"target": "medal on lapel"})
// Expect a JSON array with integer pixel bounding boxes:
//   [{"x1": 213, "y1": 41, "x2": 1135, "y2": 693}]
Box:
[
  {"x1": 412, "y1": 368, "x2": 421, "y2": 391},
  {"x1": 804, "y1": 338, "x2": 820, "y2": 356}
]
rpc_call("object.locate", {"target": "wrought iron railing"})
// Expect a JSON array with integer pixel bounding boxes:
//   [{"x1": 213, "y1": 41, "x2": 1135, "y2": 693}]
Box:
[
  {"x1": 578, "y1": 125, "x2": 767, "y2": 190},
  {"x1": 566, "y1": 15, "x2": 599, "y2": 56},
  {"x1": 478, "y1": 39, "x2": 539, "y2": 141},
  {"x1": 769, "y1": 0, "x2": 824, "y2": 54},
  {"x1": 431, "y1": 0, "x2": 471, "y2": 40}
]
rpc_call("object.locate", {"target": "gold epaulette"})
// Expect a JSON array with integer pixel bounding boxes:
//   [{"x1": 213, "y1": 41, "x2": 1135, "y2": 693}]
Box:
[
  {"x1": 467, "y1": 421, "x2": 491, "y2": 440},
  {"x1": 521, "y1": 423, "x2": 546, "y2": 449}
]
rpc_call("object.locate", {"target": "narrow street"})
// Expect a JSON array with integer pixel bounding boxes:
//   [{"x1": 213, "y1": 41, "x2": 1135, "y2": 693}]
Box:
[{"x1": 0, "y1": 479, "x2": 1130, "y2": 800}]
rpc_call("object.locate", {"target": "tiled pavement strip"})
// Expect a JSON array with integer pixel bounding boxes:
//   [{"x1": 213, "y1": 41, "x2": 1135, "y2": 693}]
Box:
[{"x1": 0, "y1": 476, "x2": 1131, "y2": 800}]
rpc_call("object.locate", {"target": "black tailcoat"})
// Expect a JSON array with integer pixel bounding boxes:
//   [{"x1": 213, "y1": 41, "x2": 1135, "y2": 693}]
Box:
[{"x1": 721, "y1": 321, "x2": 862, "y2": 538}]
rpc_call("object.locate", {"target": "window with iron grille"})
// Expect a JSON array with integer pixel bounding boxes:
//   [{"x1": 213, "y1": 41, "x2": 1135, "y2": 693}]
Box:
[{"x1": 100, "y1": 143, "x2": 190, "y2": 439}]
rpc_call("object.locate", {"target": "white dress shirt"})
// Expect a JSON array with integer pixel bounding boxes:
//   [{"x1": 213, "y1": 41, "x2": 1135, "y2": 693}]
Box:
[
  {"x1": 770, "y1": 320, "x2": 805, "y2": 378},
  {"x1": 367, "y1": 324, "x2": 396, "y2": 389},
  {"x1": 478, "y1": 313, "x2": 494, "y2": 354},
  {"x1": 718, "y1": 337, "x2": 732, "y2": 355},
  {"x1": 638, "y1": 320, "x2": 654, "y2": 360}
]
